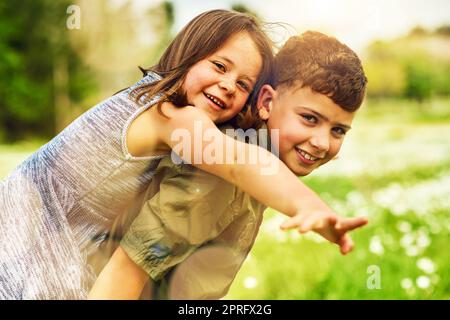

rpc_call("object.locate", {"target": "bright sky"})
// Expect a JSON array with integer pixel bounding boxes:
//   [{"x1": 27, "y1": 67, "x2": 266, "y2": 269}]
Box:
[{"x1": 115, "y1": 0, "x2": 450, "y2": 53}]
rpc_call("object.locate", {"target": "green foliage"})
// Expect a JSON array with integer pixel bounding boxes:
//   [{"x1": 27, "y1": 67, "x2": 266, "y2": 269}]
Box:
[
  {"x1": 364, "y1": 27, "x2": 450, "y2": 101},
  {"x1": 231, "y1": 3, "x2": 260, "y2": 19},
  {"x1": 404, "y1": 60, "x2": 433, "y2": 101},
  {"x1": 0, "y1": 0, "x2": 95, "y2": 142},
  {"x1": 143, "y1": 1, "x2": 175, "y2": 68},
  {"x1": 435, "y1": 25, "x2": 450, "y2": 37}
]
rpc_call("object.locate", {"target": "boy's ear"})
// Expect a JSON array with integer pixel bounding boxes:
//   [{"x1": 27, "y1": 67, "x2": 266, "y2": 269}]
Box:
[{"x1": 257, "y1": 84, "x2": 276, "y2": 121}]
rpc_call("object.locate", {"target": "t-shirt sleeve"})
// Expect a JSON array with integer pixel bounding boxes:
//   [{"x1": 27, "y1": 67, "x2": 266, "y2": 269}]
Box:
[
  {"x1": 154, "y1": 195, "x2": 266, "y2": 300},
  {"x1": 120, "y1": 156, "x2": 238, "y2": 281}
]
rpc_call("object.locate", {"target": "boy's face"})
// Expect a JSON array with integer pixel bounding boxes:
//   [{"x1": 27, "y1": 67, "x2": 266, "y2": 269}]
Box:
[{"x1": 257, "y1": 84, "x2": 355, "y2": 176}]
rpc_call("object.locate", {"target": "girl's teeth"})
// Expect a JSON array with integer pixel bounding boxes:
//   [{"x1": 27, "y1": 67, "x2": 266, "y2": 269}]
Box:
[{"x1": 206, "y1": 94, "x2": 224, "y2": 108}]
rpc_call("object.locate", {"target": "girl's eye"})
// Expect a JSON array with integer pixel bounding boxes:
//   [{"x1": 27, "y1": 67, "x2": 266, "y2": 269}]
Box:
[
  {"x1": 213, "y1": 61, "x2": 226, "y2": 72},
  {"x1": 301, "y1": 114, "x2": 317, "y2": 123},
  {"x1": 237, "y1": 81, "x2": 251, "y2": 92},
  {"x1": 333, "y1": 127, "x2": 347, "y2": 136}
]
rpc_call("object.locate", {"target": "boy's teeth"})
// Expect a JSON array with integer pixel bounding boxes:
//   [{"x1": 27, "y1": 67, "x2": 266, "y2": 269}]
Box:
[{"x1": 206, "y1": 94, "x2": 224, "y2": 108}]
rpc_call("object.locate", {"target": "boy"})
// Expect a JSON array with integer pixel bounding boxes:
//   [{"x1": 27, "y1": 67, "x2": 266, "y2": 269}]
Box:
[{"x1": 88, "y1": 31, "x2": 368, "y2": 299}]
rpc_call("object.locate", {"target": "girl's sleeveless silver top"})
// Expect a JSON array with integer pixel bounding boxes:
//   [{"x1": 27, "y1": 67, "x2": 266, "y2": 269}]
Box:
[{"x1": 0, "y1": 73, "x2": 165, "y2": 299}]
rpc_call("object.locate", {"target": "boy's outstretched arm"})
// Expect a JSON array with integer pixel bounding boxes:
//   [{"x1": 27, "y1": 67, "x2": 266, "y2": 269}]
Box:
[{"x1": 88, "y1": 246, "x2": 150, "y2": 300}]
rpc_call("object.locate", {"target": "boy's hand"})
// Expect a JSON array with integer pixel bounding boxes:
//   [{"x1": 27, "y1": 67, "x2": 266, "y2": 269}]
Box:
[{"x1": 280, "y1": 212, "x2": 368, "y2": 255}]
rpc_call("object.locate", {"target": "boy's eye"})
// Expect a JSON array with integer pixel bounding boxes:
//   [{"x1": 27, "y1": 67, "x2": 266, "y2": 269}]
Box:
[
  {"x1": 301, "y1": 114, "x2": 317, "y2": 123},
  {"x1": 213, "y1": 61, "x2": 226, "y2": 72},
  {"x1": 333, "y1": 127, "x2": 347, "y2": 136}
]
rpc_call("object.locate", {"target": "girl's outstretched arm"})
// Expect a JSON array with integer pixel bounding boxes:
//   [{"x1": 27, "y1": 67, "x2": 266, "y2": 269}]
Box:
[{"x1": 154, "y1": 102, "x2": 332, "y2": 220}]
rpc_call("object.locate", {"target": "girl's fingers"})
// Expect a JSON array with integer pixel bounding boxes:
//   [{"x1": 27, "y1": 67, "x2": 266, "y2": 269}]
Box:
[
  {"x1": 339, "y1": 234, "x2": 354, "y2": 255},
  {"x1": 298, "y1": 213, "x2": 339, "y2": 238},
  {"x1": 327, "y1": 215, "x2": 338, "y2": 226},
  {"x1": 300, "y1": 213, "x2": 336, "y2": 233},
  {"x1": 280, "y1": 213, "x2": 309, "y2": 230},
  {"x1": 337, "y1": 216, "x2": 368, "y2": 232},
  {"x1": 298, "y1": 215, "x2": 318, "y2": 233}
]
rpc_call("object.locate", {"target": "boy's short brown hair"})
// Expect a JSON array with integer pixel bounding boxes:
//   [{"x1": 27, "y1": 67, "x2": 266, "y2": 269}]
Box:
[{"x1": 274, "y1": 31, "x2": 367, "y2": 111}]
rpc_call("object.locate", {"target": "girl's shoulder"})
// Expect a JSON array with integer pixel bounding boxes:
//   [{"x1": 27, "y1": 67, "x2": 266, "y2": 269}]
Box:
[
  {"x1": 158, "y1": 103, "x2": 206, "y2": 121},
  {"x1": 137, "y1": 101, "x2": 212, "y2": 138},
  {"x1": 128, "y1": 72, "x2": 163, "y2": 94}
]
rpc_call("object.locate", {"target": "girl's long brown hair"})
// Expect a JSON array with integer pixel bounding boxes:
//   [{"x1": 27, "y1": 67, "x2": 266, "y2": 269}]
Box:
[{"x1": 130, "y1": 9, "x2": 274, "y2": 129}]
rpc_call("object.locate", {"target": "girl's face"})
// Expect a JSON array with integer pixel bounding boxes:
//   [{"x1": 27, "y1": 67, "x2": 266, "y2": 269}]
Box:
[{"x1": 182, "y1": 31, "x2": 263, "y2": 123}]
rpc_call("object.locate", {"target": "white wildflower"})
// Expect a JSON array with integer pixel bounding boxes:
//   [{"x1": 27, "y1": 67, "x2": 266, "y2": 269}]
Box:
[
  {"x1": 397, "y1": 221, "x2": 412, "y2": 233},
  {"x1": 401, "y1": 278, "x2": 413, "y2": 290},
  {"x1": 416, "y1": 257, "x2": 436, "y2": 274},
  {"x1": 416, "y1": 276, "x2": 431, "y2": 289},
  {"x1": 406, "y1": 246, "x2": 419, "y2": 257},
  {"x1": 243, "y1": 276, "x2": 258, "y2": 289},
  {"x1": 400, "y1": 234, "x2": 415, "y2": 248},
  {"x1": 416, "y1": 233, "x2": 431, "y2": 249},
  {"x1": 371, "y1": 174, "x2": 450, "y2": 217},
  {"x1": 369, "y1": 236, "x2": 384, "y2": 255}
]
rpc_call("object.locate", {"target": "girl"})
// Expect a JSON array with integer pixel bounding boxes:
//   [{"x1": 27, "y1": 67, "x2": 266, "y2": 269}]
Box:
[{"x1": 1, "y1": 10, "x2": 337, "y2": 300}]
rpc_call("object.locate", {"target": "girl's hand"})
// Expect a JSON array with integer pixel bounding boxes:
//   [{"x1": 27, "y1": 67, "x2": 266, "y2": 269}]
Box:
[{"x1": 280, "y1": 212, "x2": 368, "y2": 255}]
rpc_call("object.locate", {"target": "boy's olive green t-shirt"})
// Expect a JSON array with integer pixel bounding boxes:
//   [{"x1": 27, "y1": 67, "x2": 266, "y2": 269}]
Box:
[{"x1": 119, "y1": 125, "x2": 269, "y2": 299}]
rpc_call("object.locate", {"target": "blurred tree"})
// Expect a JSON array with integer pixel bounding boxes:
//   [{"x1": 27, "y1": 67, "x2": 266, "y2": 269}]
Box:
[
  {"x1": 364, "y1": 41, "x2": 406, "y2": 98},
  {"x1": 408, "y1": 25, "x2": 429, "y2": 37},
  {"x1": 364, "y1": 26, "x2": 450, "y2": 101},
  {"x1": 231, "y1": 3, "x2": 260, "y2": 19},
  {"x1": 144, "y1": 1, "x2": 175, "y2": 68},
  {"x1": 70, "y1": 0, "x2": 173, "y2": 100},
  {"x1": 0, "y1": 0, "x2": 94, "y2": 141},
  {"x1": 435, "y1": 25, "x2": 450, "y2": 37},
  {"x1": 404, "y1": 59, "x2": 433, "y2": 102}
]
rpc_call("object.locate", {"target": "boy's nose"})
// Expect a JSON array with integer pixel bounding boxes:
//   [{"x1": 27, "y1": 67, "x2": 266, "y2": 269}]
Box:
[{"x1": 309, "y1": 133, "x2": 330, "y2": 153}]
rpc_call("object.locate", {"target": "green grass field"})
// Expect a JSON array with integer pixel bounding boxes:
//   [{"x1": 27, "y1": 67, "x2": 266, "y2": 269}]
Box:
[
  {"x1": 1, "y1": 98, "x2": 449, "y2": 299},
  {"x1": 226, "y1": 99, "x2": 450, "y2": 299}
]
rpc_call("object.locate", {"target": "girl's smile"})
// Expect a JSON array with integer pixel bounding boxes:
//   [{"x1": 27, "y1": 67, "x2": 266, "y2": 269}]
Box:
[
  {"x1": 203, "y1": 92, "x2": 227, "y2": 110},
  {"x1": 182, "y1": 31, "x2": 262, "y2": 123}
]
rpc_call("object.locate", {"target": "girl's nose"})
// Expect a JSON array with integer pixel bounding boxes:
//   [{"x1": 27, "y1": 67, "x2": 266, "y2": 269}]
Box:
[{"x1": 218, "y1": 78, "x2": 236, "y2": 95}]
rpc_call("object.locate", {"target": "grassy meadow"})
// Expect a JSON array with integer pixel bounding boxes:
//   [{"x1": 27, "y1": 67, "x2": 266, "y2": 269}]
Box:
[
  {"x1": 1, "y1": 98, "x2": 449, "y2": 299},
  {"x1": 226, "y1": 98, "x2": 450, "y2": 299}
]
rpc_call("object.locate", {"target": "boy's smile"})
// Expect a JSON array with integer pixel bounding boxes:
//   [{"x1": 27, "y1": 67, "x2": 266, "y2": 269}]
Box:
[{"x1": 257, "y1": 84, "x2": 355, "y2": 176}]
